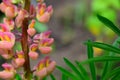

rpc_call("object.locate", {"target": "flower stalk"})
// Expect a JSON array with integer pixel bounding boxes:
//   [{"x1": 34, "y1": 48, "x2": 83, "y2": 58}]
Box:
[{"x1": 21, "y1": 0, "x2": 31, "y2": 79}]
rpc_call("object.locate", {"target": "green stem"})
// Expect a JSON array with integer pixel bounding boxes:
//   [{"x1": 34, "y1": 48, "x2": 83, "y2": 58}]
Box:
[{"x1": 21, "y1": 0, "x2": 31, "y2": 79}]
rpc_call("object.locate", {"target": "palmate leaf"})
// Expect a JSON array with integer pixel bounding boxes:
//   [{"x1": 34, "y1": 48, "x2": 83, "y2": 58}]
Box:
[
  {"x1": 84, "y1": 41, "x2": 120, "y2": 54},
  {"x1": 97, "y1": 14, "x2": 120, "y2": 36},
  {"x1": 56, "y1": 66, "x2": 79, "y2": 80},
  {"x1": 81, "y1": 56, "x2": 120, "y2": 64},
  {"x1": 63, "y1": 58, "x2": 85, "y2": 80},
  {"x1": 86, "y1": 40, "x2": 96, "y2": 80}
]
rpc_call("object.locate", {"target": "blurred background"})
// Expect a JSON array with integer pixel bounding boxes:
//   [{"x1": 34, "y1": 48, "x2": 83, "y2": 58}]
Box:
[{"x1": 0, "y1": 0, "x2": 120, "y2": 79}]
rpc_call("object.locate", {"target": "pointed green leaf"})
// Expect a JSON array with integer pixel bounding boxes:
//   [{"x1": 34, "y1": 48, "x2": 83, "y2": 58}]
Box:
[
  {"x1": 105, "y1": 67, "x2": 120, "y2": 79},
  {"x1": 56, "y1": 66, "x2": 79, "y2": 80},
  {"x1": 101, "y1": 37, "x2": 120, "y2": 80},
  {"x1": 62, "y1": 73, "x2": 68, "y2": 80},
  {"x1": 15, "y1": 74, "x2": 22, "y2": 80},
  {"x1": 63, "y1": 58, "x2": 85, "y2": 80},
  {"x1": 97, "y1": 14, "x2": 120, "y2": 36},
  {"x1": 50, "y1": 74, "x2": 56, "y2": 80},
  {"x1": 75, "y1": 61, "x2": 89, "y2": 80},
  {"x1": 81, "y1": 56, "x2": 120, "y2": 64},
  {"x1": 86, "y1": 40, "x2": 96, "y2": 80},
  {"x1": 85, "y1": 41, "x2": 120, "y2": 54}
]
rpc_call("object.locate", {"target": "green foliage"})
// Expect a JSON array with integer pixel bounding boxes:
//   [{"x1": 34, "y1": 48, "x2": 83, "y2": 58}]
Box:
[
  {"x1": 57, "y1": 15, "x2": 120, "y2": 80},
  {"x1": 15, "y1": 74, "x2": 22, "y2": 80}
]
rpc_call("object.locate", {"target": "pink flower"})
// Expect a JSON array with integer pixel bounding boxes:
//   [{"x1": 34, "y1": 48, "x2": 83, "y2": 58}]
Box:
[
  {"x1": 39, "y1": 38, "x2": 54, "y2": 54},
  {"x1": 36, "y1": 3, "x2": 53, "y2": 23},
  {"x1": 34, "y1": 57, "x2": 56, "y2": 79},
  {"x1": 0, "y1": 2, "x2": 8, "y2": 13},
  {"x1": 15, "y1": 9, "x2": 28, "y2": 28},
  {"x1": 0, "y1": 49, "x2": 13, "y2": 59},
  {"x1": 12, "y1": 51, "x2": 25, "y2": 68},
  {"x1": 0, "y1": 23, "x2": 10, "y2": 32},
  {"x1": 27, "y1": 20, "x2": 36, "y2": 36},
  {"x1": 5, "y1": 5, "x2": 17, "y2": 19},
  {"x1": 0, "y1": 32, "x2": 15, "y2": 49},
  {"x1": 29, "y1": 44, "x2": 39, "y2": 60},
  {"x1": 29, "y1": 51, "x2": 38, "y2": 60},
  {"x1": 0, "y1": 63, "x2": 16, "y2": 79},
  {"x1": 39, "y1": 46, "x2": 52, "y2": 54},
  {"x1": 0, "y1": 1, "x2": 17, "y2": 19},
  {"x1": 33, "y1": 31, "x2": 52, "y2": 43},
  {"x1": 3, "y1": 18, "x2": 14, "y2": 30}
]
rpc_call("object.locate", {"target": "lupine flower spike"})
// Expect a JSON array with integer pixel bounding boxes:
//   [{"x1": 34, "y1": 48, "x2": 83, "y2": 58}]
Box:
[{"x1": 0, "y1": 0, "x2": 55, "y2": 79}]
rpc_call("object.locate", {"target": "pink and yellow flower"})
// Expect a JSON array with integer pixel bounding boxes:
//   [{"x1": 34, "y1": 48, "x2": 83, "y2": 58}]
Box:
[
  {"x1": 12, "y1": 51, "x2": 25, "y2": 68},
  {"x1": 39, "y1": 38, "x2": 54, "y2": 54},
  {"x1": 36, "y1": 3, "x2": 53, "y2": 23},
  {"x1": 29, "y1": 44, "x2": 39, "y2": 60},
  {"x1": 0, "y1": 63, "x2": 16, "y2": 79},
  {"x1": 0, "y1": 1, "x2": 17, "y2": 19},
  {"x1": 0, "y1": 32, "x2": 15, "y2": 49},
  {"x1": 34, "y1": 56, "x2": 56, "y2": 79},
  {"x1": 15, "y1": 9, "x2": 28, "y2": 28},
  {"x1": 0, "y1": 49, "x2": 13, "y2": 59},
  {"x1": 3, "y1": 18, "x2": 14, "y2": 30},
  {"x1": 27, "y1": 19, "x2": 36, "y2": 36}
]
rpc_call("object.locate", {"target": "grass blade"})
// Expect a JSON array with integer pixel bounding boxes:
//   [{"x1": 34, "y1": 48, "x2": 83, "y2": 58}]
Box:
[
  {"x1": 75, "y1": 61, "x2": 90, "y2": 80},
  {"x1": 86, "y1": 40, "x2": 96, "y2": 80},
  {"x1": 97, "y1": 14, "x2": 120, "y2": 36},
  {"x1": 56, "y1": 66, "x2": 79, "y2": 80},
  {"x1": 63, "y1": 58, "x2": 85, "y2": 80}
]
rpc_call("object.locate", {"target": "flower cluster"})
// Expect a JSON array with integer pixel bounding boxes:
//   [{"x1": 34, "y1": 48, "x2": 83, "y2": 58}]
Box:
[{"x1": 0, "y1": 0, "x2": 56, "y2": 79}]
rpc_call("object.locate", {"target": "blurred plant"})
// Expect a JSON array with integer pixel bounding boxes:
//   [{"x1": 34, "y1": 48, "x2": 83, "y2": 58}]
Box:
[
  {"x1": 74, "y1": 0, "x2": 120, "y2": 56},
  {"x1": 0, "y1": 0, "x2": 56, "y2": 80},
  {"x1": 56, "y1": 15, "x2": 120, "y2": 80}
]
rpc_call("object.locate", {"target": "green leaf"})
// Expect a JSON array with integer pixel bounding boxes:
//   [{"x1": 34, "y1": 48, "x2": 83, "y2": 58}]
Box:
[
  {"x1": 101, "y1": 37, "x2": 120, "y2": 80},
  {"x1": 43, "y1": 77, "x2": 47, "y2": 80},
  {"x1": 97, "y1": 14, "x2": 120, "y2": 36},
  {"x1": 56, "y1": 66, "x2": 79, "y2": 80},
  {"x1": 50, "y1": 74, "x2": 56, "y2": 80},
  {"x1": 105, "y1": 67, "x2": 120, "y2": 79},
  {"x1": 84, "y1": 41, "x2": 120, "y2": 54},
  {"x1": 35, "y1": 19, "x2": 48, "y2": 33},
  {"x1": 81, "y1": 56, "x2": 120, "y2": 64},
  {"x1": 111, "y1": 73, "x2": 120, "y2": 80},
  {"x1": 86, "y1": 40, "x2": 96, "y2": 80},
  {"x1": 15, "y1": 74, "x2": 22, "y2": 80},
  {"x1": 62, "y1": 73, "x2": 68, "y2": 80},
  {"x1": 63, "y1": 58, "x2": 85, "y2": 80},
  {"x1": 75, "y1": 61, "x2": 89, "y2": 80}
]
